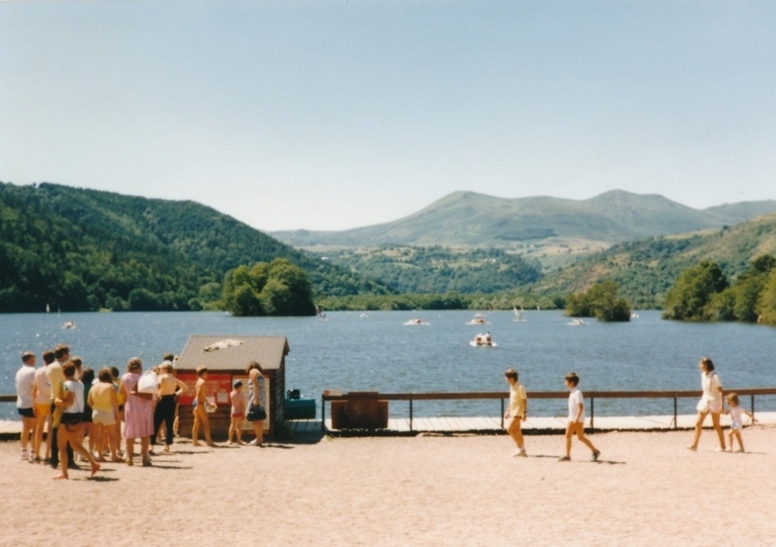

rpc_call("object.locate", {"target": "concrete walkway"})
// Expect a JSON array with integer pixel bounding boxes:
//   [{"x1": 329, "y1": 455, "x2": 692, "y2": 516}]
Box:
[{"x1": 289, "y1": 411, "x2": 776, "y2": 436}]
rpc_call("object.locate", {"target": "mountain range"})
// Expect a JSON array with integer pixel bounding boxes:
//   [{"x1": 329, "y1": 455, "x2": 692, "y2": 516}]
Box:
[{"x1": 271, "y1": 190, "x2": 776, "y2": 252}]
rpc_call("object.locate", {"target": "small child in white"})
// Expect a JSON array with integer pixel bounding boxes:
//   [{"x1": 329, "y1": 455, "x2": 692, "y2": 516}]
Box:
[
  {"x1": 228, "y1": 380, "x2": 246, "y2": 445},
  {"x1": 560, "y1": 372, "x2": 600, "y2": 462},
  {"x1": 724, "y1": 393, "x2": 756, "y2": 453}
]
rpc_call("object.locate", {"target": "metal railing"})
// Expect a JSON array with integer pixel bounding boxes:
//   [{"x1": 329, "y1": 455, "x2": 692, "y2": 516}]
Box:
[{"x1": 321, "y1": 388, "x2": 776, "y2": 432}]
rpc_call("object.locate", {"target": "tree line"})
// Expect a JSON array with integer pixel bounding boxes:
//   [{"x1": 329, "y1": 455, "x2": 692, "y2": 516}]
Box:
[{"x1": 661, "y1": 255, "x2": 776, "y2": 325}]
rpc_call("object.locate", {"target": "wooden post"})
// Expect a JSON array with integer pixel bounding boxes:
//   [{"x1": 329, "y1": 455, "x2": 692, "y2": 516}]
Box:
[
  {"x1": 500, "y1": 398, "x2": 504, "y2": 429},
  {"x1": 590, "y1": 397, "x2": 594, "y2": 430},
  {"x1": 673, "y1": 397, "x2": 678, "y2": 429},
  {"x1": 321, "y1": 395, "x2": 326, "y2": 433},
  {"x1": 752, "y1": 394, "x2": 755, "y2": 420},
  {"x1": 409, "y1": 399, "x2": 413, "y2": 432}
]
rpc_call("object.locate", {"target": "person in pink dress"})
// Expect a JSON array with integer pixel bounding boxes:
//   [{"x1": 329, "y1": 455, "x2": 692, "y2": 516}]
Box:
[{"x1": 120, "y1": 358, "x2": 154, "y2": 467}]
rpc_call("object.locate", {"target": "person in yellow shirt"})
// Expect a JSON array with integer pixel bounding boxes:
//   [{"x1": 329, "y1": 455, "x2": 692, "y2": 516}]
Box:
[{"x1": 504, "y1": 368, "x2": 527, "y2": 457}]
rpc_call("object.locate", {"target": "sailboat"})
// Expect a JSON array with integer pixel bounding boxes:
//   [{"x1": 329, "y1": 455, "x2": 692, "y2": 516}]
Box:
[
  {"x1": 315, "y1": 305, "x2": 327, "y2": 320},
  {"x1": 513, "y1": 307, "x2": 525, "y2": 322}
]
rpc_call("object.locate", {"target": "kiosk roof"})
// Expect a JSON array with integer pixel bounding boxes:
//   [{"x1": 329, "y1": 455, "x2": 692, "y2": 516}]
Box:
[{"x1": 176, "y1": 335, "x2": 289, "y2": 372}]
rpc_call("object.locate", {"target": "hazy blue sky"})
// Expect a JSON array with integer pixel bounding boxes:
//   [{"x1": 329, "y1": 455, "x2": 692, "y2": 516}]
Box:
[{"x1": 2, "y1": 1, "x2": 775, "y2": 231}]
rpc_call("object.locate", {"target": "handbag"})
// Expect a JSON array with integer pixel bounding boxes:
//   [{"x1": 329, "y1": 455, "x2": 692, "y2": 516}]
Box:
[
  {"x1": 247, "y1": 404, "x2": 267, "y2": 422},
  {"x1": 137, "y1": 371, "x2": 159, "y2": 394}
]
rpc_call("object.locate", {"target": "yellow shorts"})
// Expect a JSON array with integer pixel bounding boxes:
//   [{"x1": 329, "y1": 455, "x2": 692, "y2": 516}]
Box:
[{"x1": 35, "y1": 403, "x2": 51, "y2": 417}]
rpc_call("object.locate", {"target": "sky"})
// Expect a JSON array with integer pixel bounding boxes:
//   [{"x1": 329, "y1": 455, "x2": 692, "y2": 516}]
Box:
[{"x1": 2, "y1": 1, "x2": 775, "y2": 232}]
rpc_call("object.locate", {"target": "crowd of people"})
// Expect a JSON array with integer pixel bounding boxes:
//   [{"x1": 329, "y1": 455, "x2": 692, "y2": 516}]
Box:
[{"x1": 13, "y1": 343, "x2": 269, "y2": 479}]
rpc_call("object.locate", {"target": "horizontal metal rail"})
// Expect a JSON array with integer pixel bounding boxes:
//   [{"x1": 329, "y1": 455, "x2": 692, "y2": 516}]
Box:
[{"x1": 320, "y1": 388, "x2": 776, "y2": 432}]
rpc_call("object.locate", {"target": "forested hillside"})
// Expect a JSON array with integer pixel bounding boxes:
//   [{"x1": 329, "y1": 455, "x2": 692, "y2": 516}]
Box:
[
  {"x1": 0, "y1": 182, "x2": 389, "y2": 312},
  {"x1": 313, "y1": 246, "x2": 542, "y2": 294},
  {"x1": 523, "y1": 214, "x2": 776, "y2": 309}
]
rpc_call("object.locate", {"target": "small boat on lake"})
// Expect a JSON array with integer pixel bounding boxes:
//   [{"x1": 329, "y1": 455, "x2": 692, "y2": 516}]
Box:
[
  {"x1": 567, "y1": 318, "x2": 587, "y2": 326},
  {"x1": 466, "y1": 315, "x2": 488, "y2": 325},
  {"x1": 404, "y1": 318, "x2": 430, "y2": 326},
  {"x1": 62, "y1": 320, "x2": 76, "y2": 330},
  {"x1": 470, "y1": 332, "x2": 496, "y2": 347}
]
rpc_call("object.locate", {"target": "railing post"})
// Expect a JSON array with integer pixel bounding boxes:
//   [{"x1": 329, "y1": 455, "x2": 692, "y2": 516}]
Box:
[
  {"x1": 590, "y1": 397, "x2": 594, "y2": 430},
  {"x1": 321, "y1": 395, "x2": 326, "y2": 432},
  {"x1": 500, "y1": 398, "x2": 504, "y2": 429},
  {"x1": 752, "y1": 394, "x2": 755, "y2": 421},
  {"x1": 409, "y1": 399, "x2": 413, "y2": 432},
  {"x1": 673, "y1": 397, "x2": 677, "y2": 429}
]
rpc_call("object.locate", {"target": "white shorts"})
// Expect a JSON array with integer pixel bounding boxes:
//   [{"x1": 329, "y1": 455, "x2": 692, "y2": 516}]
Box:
[{"x1": 92, "y1": 408, "x2": 116, "y2": 426}]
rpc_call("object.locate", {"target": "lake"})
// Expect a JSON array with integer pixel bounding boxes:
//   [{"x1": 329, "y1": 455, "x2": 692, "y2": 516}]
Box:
[{"x1": 2, "y1": 310, "x2": 776, "y2": 420}]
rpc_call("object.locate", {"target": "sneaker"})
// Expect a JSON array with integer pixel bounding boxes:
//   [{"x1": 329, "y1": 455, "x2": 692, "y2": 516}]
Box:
[
  {"x1": 20, "y1": 449, "x2": 28, "y2": 460},
  {"x1": 517, "y1": 449, "x2": 527, "y2": 457},
  {"x1": 685, "y1": 446, "x2": 697, "y2": 452},
  {"x1": 558, "y1": 456, "x2": 570, "y2": 462},
  {"x1": 249, "y1": 439, "x2": 263, "y2": 446},
  {"x1": 735, "y1": 449, "x2": 745, "y2": 453},
  {"x1": 714, "y1": 447, "x2": 726, "y2": 452},
  {"x1": 28, "y1": 454, "x2": 36, "y2": 464},
  {"x1": 592, "y1": 450, "x2": 601, "y2": 462}
]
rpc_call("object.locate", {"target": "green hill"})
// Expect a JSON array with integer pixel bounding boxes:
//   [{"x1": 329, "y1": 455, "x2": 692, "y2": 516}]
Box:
[
  {"x1": 523, "y1": 213, "x2": 776, "y2": 309},
  {"x1": 0, "y1": 182, "x2": 389, "y2": 312}
]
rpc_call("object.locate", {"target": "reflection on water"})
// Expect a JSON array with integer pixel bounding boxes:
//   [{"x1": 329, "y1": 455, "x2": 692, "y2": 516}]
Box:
[{"x1": 2, "y1": 310, "x2": 776, "y2": 419}]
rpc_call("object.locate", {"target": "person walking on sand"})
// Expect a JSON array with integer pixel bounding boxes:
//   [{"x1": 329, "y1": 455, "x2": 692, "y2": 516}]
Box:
[
  {"x1": 687, "y1": 357, "x2": 726, "y2": 452},
  {"x1": 504, "y1": 368, "x2": 527, "y2": 457},
  {"x1": 192, "y1": 366, "x2": 216, "y2": 447},
  {"x1": 724, "y1": 393, "x2": 756, "y2": 453},
  {"x1": 560, "y1": 372, "x2": 600, "y2": 462}
]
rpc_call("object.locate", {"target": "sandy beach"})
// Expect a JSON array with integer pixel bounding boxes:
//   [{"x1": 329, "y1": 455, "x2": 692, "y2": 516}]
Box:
[{"x1": 3, "y1": 426, "x2": 776, "y2": 546}]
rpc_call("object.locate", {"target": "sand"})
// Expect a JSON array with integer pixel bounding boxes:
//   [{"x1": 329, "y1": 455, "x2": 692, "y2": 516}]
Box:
[{"x1": 3, "y1": 426, "x2": 776, "y2": 546}]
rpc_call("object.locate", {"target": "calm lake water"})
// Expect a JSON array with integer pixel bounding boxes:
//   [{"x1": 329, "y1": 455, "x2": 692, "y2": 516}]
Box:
[{"x1": 2, "y1": 310, "x2": 776, "y2": 420}]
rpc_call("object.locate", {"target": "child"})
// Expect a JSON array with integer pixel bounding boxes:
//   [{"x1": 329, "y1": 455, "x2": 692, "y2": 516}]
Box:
[
  {"x1": 560, "y1": 372, "x2": 600, "y2": 462},
  {"x1": 192, "y1": 366, "x2": 216, "y2": 447},
  {"x1": 228, "y1": 380, "x2": 246, "y2": 445},
  {"x1": 724, "y1": 393, "x2": 756, "y2": 453},
  {"x1": 503, "y1": 368, "x2": 527, "y2": 457}
]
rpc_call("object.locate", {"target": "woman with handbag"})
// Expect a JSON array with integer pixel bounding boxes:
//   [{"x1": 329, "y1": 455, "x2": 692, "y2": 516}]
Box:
[
  {"x1": 53, "y1": 362, "x2": 100, "y2": 479},
  {"x1": 246, "y1": 361, "x2": 267, "y2": 446},
  {"x1": 687, "y1": 357, "x2": 726, "y2": 452},
  {"x1": 120, "y1": 358, "x2": 155, "y2": 466}
]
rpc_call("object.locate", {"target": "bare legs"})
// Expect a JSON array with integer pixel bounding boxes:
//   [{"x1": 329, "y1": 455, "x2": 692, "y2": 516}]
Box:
[
  {"x1": 192, "y1": 405, "x2": 215, "y2": 447},
  {"x1": 53, "y1": 424, "x2": 100, "y2": 479},
  {"x1": 563, "y1": 421, "x2": 599, "y2": 460},
  {"x1": 689, "y1": 410, "x2": 726, "y2": 451},
  {"x1": 507, "y1": 417, "x2": 525, "y2": 454}
]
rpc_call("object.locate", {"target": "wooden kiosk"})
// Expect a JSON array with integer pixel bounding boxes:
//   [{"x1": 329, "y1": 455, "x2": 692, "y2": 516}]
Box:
[{"x1": 175, "y1": 335, "x2": 290, "y2": 440}]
